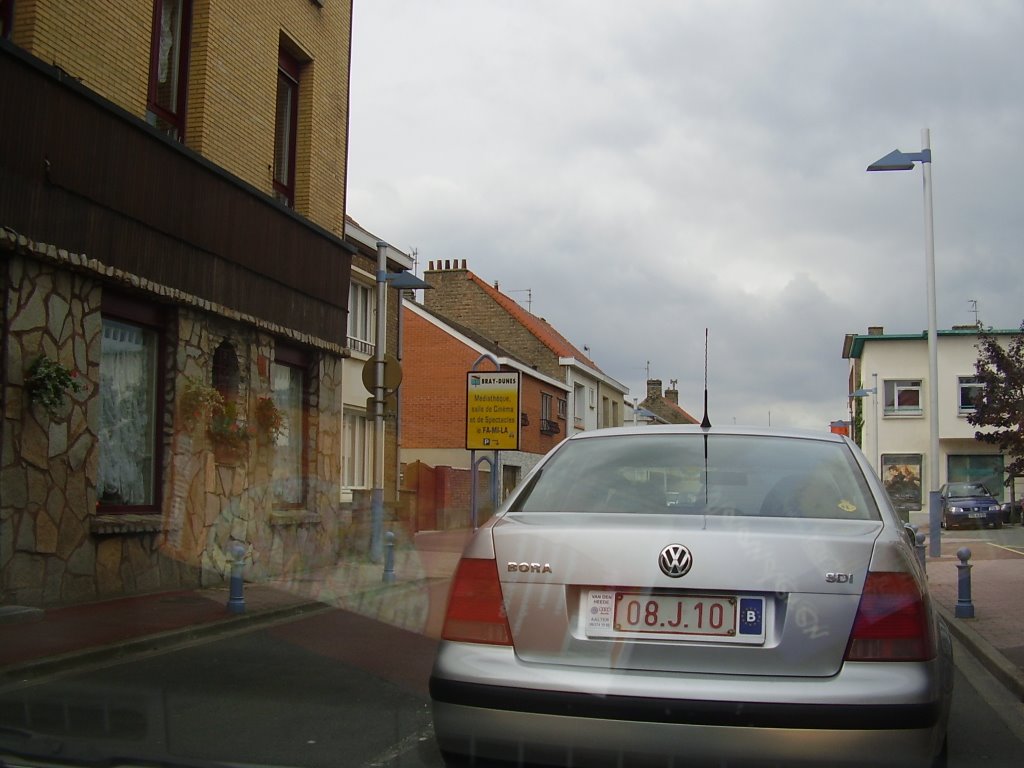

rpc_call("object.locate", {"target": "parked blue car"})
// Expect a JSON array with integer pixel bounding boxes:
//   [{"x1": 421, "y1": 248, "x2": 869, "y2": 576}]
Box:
[{"x1": 939, "y1": 482, "x2": 1002, "y2": 529}]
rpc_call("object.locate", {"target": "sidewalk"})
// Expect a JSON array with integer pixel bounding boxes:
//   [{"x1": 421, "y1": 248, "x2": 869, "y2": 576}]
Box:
[
  {"x1": 917, "y1": 515, "x2": 1024, "y2": 701},
  {"x1": 0, "y1": 529, "x2": 471, "y2": 682},
  {"x1": 2, "y1": 524, "x2": 1023, "y2": 702}
]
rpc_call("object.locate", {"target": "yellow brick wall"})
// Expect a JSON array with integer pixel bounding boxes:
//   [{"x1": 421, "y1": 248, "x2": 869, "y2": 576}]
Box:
[
  {"x1": 12, "y1": 0, "x2": 152, "y2": 115},
  {"x1": 10, "y1": 0, "x2": 351, "y2": 236}
]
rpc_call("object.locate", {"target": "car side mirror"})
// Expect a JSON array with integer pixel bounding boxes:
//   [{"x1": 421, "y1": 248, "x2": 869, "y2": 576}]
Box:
[{"x1": 903, "y1": 523, "x2": 918, "y2": 549}]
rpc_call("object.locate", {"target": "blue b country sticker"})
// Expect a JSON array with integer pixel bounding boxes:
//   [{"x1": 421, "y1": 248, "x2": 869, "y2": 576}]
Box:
[{"x1": 739, "y1": 598, "x2": 763, "y2": 636}]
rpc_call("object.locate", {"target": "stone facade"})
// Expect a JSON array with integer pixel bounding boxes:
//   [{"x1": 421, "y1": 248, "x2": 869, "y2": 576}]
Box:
[{"x1": 1, "y1": 231, "x2": 348, "y2": 607}]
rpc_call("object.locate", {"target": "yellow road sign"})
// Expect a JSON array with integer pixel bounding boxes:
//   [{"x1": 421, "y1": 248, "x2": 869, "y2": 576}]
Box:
[{"x1": 466, "y1": 371, "x2": 520, "y2": 450}]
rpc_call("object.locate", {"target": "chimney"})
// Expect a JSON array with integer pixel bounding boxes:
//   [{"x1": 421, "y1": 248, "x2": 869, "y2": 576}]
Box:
[
  {"x1": 868, "y1": 326, "x2": 884, "y2": 336},
  {"x1": 665, "y1": 387, "x2": 679, "y2": 405},
  {"x1": 646, "y1": 379, "x2": 662, "y2": 400}
]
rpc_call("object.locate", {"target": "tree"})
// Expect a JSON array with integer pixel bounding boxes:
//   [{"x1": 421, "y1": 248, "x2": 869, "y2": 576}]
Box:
[{"x1": 967, "y1": 323, "x2": 1024, "y2": 482}]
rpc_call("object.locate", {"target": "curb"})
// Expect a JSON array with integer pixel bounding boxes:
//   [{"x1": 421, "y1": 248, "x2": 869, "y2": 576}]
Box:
[
  {"x1": 0, "y1": 599, "x2": 329, "y2": 685},
  {"x1": 935, "y1": 602, "x2": 1024, "y2": 702}
]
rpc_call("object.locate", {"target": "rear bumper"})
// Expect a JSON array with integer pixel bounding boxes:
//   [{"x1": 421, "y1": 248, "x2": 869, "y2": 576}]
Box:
[
  {"x1": 430, "y1": 677, "x2": 943, "y2": 731},
  {"x1": 432, "y1": 698, "x2": 942, "y2": 767},
  {"x1": 430, "y1": 643, "x2": 949, "y2": 767}
]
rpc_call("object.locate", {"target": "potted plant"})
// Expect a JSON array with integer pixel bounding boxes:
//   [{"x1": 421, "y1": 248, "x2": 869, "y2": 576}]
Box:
[
  {"x1": 254, "y1": 396, "x2": 284, "y2": 442},
  {"x1": 208, "y1": 400, "x2": 253, "y2": 462},
  {"x1": 180, "y1": 377, "x2": 223, "y2": 432},
  {"x1": 26, "y1": 355, "x2": 83, "y2": 417}
]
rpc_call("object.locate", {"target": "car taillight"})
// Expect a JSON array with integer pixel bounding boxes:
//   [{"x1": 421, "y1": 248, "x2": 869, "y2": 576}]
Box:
[
  {"x1": 441, "y1": 557, "x2": 513, "y2": 646},
  {"x1": 845, "y1": 571, "x2": 934, "y2": 661}
]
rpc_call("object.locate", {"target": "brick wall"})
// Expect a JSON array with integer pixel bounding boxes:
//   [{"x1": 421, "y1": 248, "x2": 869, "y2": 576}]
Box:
[
  {"x1": 12, "y1": 0, "x2": 151, "y2": 113},
  {"x1": 402, "y1": 308, "x2": 476, "y2": 449},
  {"x1": 402, "y1": 305, "x2": 568, "y2": 454},
  {"x1": 11, "y1": 0, "x2": 350, "y2": 237},
  {"x1": 423, "y1": 262, "x2": 563, "y2": 380}
]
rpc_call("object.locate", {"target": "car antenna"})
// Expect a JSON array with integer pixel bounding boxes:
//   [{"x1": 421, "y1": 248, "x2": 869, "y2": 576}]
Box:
[{"x1": 700, "y1": 328, "x2": 712, "y2": 429}]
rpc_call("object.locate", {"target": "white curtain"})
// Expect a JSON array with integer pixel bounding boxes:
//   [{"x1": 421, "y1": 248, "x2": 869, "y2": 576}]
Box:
[{"x1": 98, "y1": 321, "x2": 154, "y2": 506}]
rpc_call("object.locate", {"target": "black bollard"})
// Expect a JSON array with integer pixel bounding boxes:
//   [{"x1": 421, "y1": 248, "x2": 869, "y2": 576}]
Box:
[
  {"x1": 382, "y1": 530, "x2": 396, "y2": 584},
  {"x1": 228, "y1": 541, "x2": 246, "y2": 614},
  {"x1": 954, "y1": 547, "x2": 974, "y2": 619},
  {"x1": 915, "y1": 531, "x2": 927, "y2": 572}
]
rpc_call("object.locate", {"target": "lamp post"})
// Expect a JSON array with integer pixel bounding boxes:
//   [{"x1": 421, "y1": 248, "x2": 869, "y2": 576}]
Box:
[
  {"x1": 849, "y1": 382, "x2": 878, "y2": 474},
  {"x1": 868, "y1": 128, "x2": 940, "y2": 557}
]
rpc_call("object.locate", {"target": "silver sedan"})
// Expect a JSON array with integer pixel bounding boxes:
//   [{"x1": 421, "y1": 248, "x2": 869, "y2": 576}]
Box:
[{"x1": 430, "y1": 426, "x2": 953, "y2": 767}]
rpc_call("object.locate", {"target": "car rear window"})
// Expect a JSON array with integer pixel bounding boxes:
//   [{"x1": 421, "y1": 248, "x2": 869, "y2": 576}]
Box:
[{"x1": 510, "y1": 433, "x2": 880, "y2": 521}]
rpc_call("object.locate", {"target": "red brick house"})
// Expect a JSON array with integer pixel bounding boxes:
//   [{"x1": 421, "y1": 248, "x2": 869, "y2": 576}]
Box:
[{"x1": 400, "y1": 300, "x2": 570, "y2": 530}]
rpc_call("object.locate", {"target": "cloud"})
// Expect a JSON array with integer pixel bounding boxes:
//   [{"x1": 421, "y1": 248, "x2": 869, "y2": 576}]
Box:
[{"x1": 348, "y1": 0, "x2": 1024, "y2": 429}]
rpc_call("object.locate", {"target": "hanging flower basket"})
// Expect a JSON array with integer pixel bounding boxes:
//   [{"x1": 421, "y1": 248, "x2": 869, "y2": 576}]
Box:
[
  {"x1": 180, "y1": 377, "x2": 223, "y2": 433},
  {"x1": 209, "y1": 401, "x2": 253, "y2": 464},
  {"x1": 26, "y1": 355, "x2": 83, "y2": 417},
  {"x1": 254, "y1": 396, "x2": 284, "y2": 442}
]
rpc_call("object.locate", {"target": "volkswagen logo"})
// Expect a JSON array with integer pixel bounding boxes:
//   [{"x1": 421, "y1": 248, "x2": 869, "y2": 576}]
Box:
[{"x1": 658, "y1": 544, "x2": 693, "y2": 578}]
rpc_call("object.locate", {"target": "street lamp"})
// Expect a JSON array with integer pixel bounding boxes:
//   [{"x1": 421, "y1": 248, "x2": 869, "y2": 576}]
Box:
[
  {"x1": 867, "y1": 128, "x2": 940, "y2": 557},
  {"x1": 849, "y1": 377, "x2": 878, "y2": 476}
]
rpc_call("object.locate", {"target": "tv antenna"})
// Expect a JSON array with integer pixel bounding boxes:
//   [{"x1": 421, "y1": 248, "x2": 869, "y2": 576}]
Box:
[{"x1": 506, "y1": 288, "x2": 533, "y2": 313}]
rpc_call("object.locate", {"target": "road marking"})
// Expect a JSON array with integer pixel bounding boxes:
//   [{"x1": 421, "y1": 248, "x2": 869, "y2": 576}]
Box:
[{"x1": 987, "y1": 542, "x2": 1024, "y2": 556}]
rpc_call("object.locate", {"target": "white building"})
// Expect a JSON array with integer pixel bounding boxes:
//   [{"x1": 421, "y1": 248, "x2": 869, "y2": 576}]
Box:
[{"x1": 842, "y1": 325, "x2": 1022, "y2": 515}]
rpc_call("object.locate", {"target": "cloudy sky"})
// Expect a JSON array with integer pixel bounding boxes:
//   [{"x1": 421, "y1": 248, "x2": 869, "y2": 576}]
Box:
[{"x1": 346, "y1": 0, "x2": 1024, "y2": 430}]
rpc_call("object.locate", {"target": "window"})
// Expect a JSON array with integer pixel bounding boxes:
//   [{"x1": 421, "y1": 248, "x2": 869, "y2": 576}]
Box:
[
  {"x1": 948, "y1": 454, "x2": 1005, "y2": 501},
  {"x1": 1, "y1": 0, "x2": 12, "y2": 39},
  {"x1": 98, "y1": 314, "x2": 161, "y2": 509},
  {"x1": 272, "y1": 348, "x2": 307, "y2": 507},
  {"x1": 883, "y1": 379, "x2": 922, "y2": 415},
  {"x1": 573, "y1": 383, "x2": 585, "y2": 423},
  {"x1": 540, "y1": 393, "x2": 559, "y2": 435},
  {"x1": 958, "y1": 376, "x2": 984, "y2": 414},
  {"x1": 557, "y1": 398, "x2": 567, "y2": 419},
  {"x1": 273, "y1": 49, "x2": 300, "y2": 207},
  {"x1": 347, "y1": 281, "x2": 375, "y2": 355},
  {"x1": 344, "y1": 410, "x2": 371, "y2": 488},
  {"x1": 147, "y1": 0, "x2": 192, "y2": 140}
]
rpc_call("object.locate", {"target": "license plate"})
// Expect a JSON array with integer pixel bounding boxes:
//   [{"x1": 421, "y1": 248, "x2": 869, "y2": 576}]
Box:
[
  {"x1": 969, "y1": 512, "x2": 986, "y2": 519},
  {"x1": 584, "y1": 590, "x2": 766, "y2": 644}
]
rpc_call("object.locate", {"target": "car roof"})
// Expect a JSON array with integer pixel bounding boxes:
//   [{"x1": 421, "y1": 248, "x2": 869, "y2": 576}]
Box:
[{"x1": 566, "y1": 424, "x2": 849, "y2": 443}]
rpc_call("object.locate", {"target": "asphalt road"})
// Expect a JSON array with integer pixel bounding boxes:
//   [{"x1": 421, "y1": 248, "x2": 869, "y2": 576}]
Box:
[{"x1": 0, "y1": 606, "x2": 1021, "y2": 767}]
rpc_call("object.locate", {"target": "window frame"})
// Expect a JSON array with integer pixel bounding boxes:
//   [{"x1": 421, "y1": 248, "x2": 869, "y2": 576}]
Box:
[
  {"x1": 1, "y1": 0, "x2": 13, "y2": 40},
  {"x1": 273, "y1": 49, "x2": 300, "y2": 207},
  {"x1": 957, "y1": 375, "x2": 984, "y2": 415},
  {"x1": 346, "y1": 280, "x2": 375, "y2": 355},
  {"x1": 146, "y1": 0, "x2": 192, "y2": 141},
  {"x1": 883, "y1": 378, "x2": 923, "y2": 416},
  {"x1": 97, "y1": 295, "x2": 165, "y2": 514},
  {"x1": 343, "y1": 409, "x2": 372, "y2": 489}
]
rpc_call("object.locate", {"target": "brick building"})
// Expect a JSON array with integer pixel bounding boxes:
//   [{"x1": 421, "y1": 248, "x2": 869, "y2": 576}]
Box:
[
  {"x1": 1, "y1": 1, "x2": 357, "y2": 606},
  {"x1": 400, "y1": 300, "x2": 570, "y2": 529},
  {"x1": 639, "y1": 379, "x2": 700, "y2": 425},
  {"x1": 422, "y1": 260, "x2": 628, "y2": 436},
  {"x1": 341, "y1": 217, "x2": 413, "y2": 522}
]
